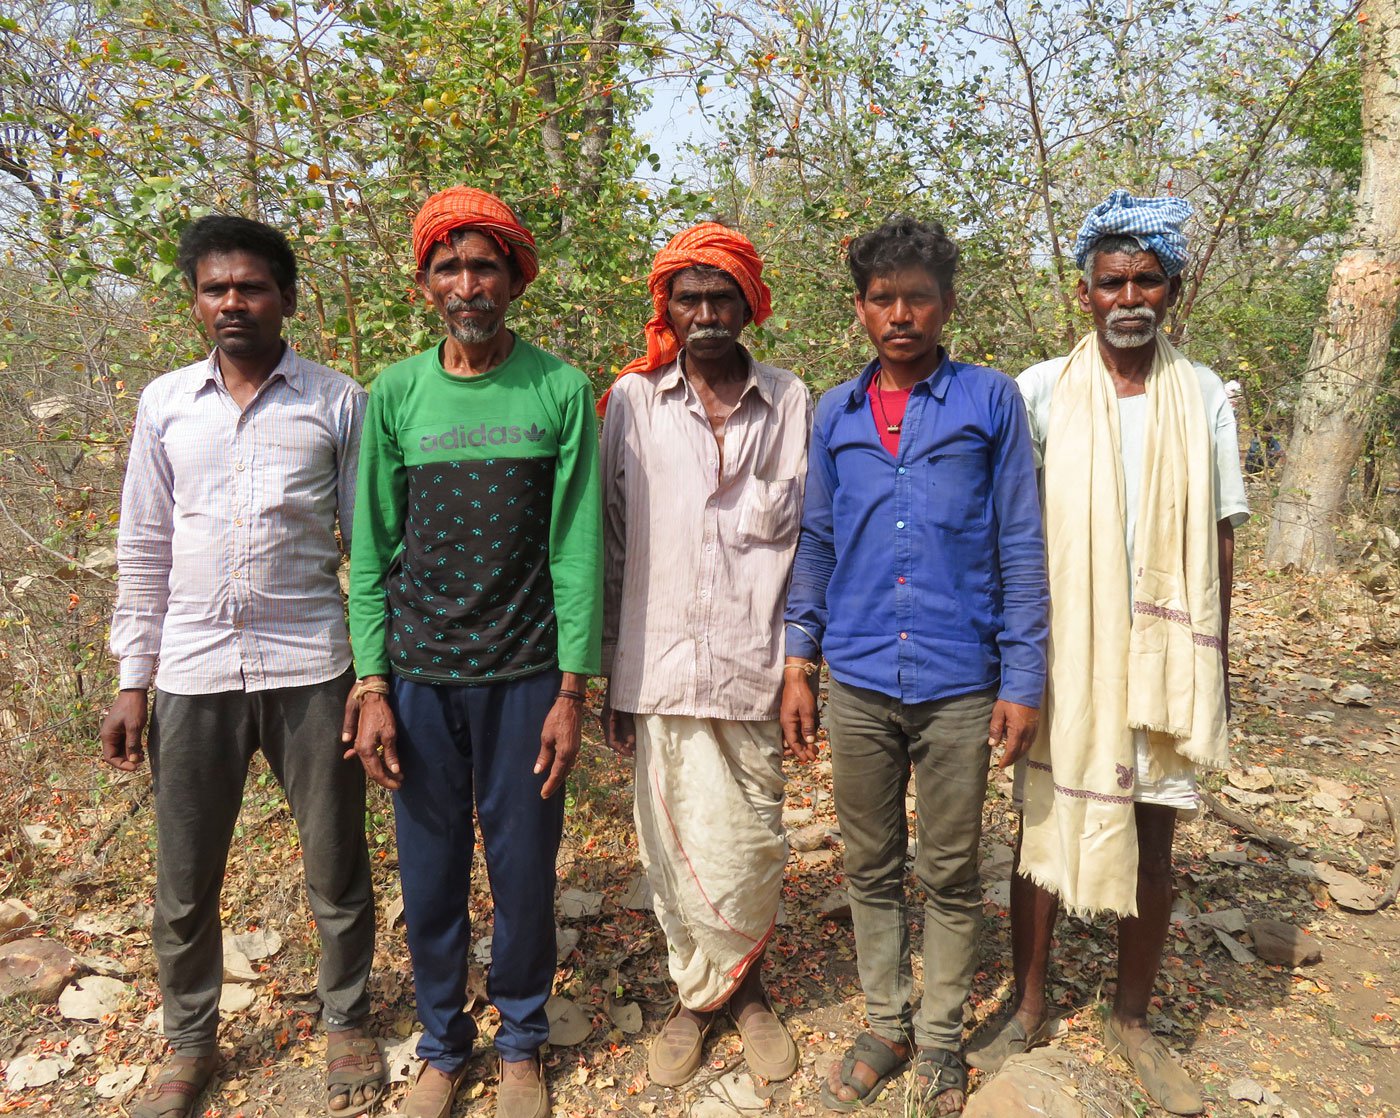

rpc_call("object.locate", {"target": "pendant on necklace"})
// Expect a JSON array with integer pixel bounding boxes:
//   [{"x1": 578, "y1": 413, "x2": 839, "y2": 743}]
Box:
[{"x1": 886, "y1": 423, "x2": 901, "y2": 434}]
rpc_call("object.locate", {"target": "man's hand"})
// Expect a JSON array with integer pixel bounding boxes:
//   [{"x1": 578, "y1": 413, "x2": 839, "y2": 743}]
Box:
[
  {"x1": 536, "y1": 694, "x2": 583, "y2": 799},
  {"x1": 780, "y1": 660, "x2": 821, "y2": 762},
  {"x1": 341, "y1": 679, "x2": 402, "y2": 790},
  {"x1": 600, "y1": 683, "x2": 636, "y2": 758},
  {"x1": 99, "y1": 689, "x2": 150, "y2": 771},
  {"x1": 988, "y1": 699, "x2": 1039, "y2": 769}
]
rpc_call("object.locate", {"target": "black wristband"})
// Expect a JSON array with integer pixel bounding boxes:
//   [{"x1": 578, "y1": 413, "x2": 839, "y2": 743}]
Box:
[{"x1": 557, "y1": 688, "x2": 586, "y2": 702}]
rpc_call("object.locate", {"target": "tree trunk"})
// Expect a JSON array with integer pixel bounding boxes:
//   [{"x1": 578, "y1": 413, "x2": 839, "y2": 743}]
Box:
[{"x1": 1265, "y1": 0, "x2": 1400, "y2": 570}]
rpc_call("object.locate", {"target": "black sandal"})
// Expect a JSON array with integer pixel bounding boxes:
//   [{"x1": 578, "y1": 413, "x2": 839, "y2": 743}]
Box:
[
  {"x1": 913, "y1": 1046, "x2": 967, "y2": 1115},
  {"x1": 819, "y1": 1031, "x2": 911, "y2": 1112}
]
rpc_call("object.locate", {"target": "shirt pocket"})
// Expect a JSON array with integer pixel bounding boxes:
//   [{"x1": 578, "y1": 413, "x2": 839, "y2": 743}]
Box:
[
  {"x1": 924, "y1": 452, "x2": 990, "y2": 534},
  {"x1": 736, "y1": 476, "x2": 801, "y2": 546}
]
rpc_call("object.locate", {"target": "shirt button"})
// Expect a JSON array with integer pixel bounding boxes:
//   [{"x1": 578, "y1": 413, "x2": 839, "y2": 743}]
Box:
[
  {"x1": 235, "y1": 463, "x2": 246, "y2": 472},
  {"x1": 235, "y1": 518, "x2": 244, "y2": 527},
  {"x1": 899, "y1": 632, "x2": 909, "y2": 640},
  {"x1": 896, "y1": 520, "x2": 905, "y2": 529},
  {"x1": 897, "y1": 466, "x2": 906, "y2": 475},
  {"x1": 232, "y1": 570, "x2": 242, "y2": 579},
  {"x1": 898, "y1": 576, "x2": 906, "y2": 584}
]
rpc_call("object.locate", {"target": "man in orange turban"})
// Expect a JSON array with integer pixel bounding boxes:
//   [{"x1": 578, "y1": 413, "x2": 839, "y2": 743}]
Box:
[
  {"x1": 599, "y1": 224, "x2": 810, "y2": 1087},
  {"x1": 598, "y1": 221, "x2": 773, "y2": 413},
  {"x1": 410, "y1": 185, "x2": 539, "y2": 285},
  {"x1": 345, "y1": 186, "x2": 602, "y2": 1118}
]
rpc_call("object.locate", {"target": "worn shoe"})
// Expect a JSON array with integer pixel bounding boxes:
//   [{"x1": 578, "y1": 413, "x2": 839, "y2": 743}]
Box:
[
  {"x1": 647, "y1": 1003, "x2": 715, "y2": 1087},
  {"x1": 403, "y1": 1061, "x2": 469, "y2": 1118},
  {"x1": 965, "y1": 1012, "x2": 1051, "y2": 1074},
  {"x1": 1103, "y1": 1017, "x2": 1204, "y2": 1116},
  {"x1": 496, "y1": 1055, "x2": 550, "y2": 1118},
  {"x1": 731, "y1": 996, "x2": 798, "y2": 1081}
]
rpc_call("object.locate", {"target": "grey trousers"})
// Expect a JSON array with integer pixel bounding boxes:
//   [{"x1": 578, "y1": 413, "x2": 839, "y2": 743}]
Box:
[
  {"x1": 826, "y1": 678, "x2": 997, "y2": 1050},
  {"x1": 149, "y1": 669, "x2": 374, "y2": 1055}
]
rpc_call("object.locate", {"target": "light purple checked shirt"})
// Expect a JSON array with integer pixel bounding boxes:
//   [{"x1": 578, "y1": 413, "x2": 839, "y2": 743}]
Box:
[{"x1": 110, "y1": 347, "x2": 366, "y2": 695}]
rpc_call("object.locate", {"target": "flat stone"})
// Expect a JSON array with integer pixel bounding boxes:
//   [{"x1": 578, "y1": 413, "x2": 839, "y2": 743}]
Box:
[
  {"x1": 1248, "y1": 919, "x2": 1322, "y2": 967},
  {"x1": 964, "y1": 1049, "x2": 1087, "y2": 1118},
  {"x1": 788, "y1": 822, "x2": 830, "y2": 852},
  {"x1": 818, "y1": 888, "x2": 851, "y2": 921},
  {"x1": 0, "y1": 899, "x2": 38, "y2": 934},
  {"x1": 0, "y1": 937, "x2": 80, "y2": 1003},
  {"x1": 1353, "y1": 799, "x2": 1389, "y2": 824}
]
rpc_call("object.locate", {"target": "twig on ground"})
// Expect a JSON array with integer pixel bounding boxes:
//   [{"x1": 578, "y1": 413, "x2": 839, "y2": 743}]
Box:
[
  {"x1": 1374, "y1": 793, "x2": 1399, "y2": 912},
  {"x1": 1201, "y1": 789, "x2": 1309, "y2": 859}
]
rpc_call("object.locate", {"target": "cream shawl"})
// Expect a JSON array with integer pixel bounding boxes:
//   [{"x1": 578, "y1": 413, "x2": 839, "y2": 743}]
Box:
[{"x1": 1019, "y1": 333, "x2": 1229, "y2": 917}]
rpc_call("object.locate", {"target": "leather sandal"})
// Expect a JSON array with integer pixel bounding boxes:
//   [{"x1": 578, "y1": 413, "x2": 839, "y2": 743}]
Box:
[
  {"x1": 819, "y1": 1031, "x2": 910, "y2": 1112},
  {"x1": 647, "y1": 1003, "x2": 715, "y2": 1087},
  {"x1": 326, "y1": 1027, "x2": 385, "y2": 1116},
  {"x1": 912, "y1": 1047, "x2": 967, "y2": 1116},
  {"x1": 129, "y1": 1053, "x2": 221, "y2": 1118}
]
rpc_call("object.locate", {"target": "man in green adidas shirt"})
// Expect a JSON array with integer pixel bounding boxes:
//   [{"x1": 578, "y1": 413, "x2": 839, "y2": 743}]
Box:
[{"x1": 343, "y1": 186, "x2": 602, "y2": 1118}]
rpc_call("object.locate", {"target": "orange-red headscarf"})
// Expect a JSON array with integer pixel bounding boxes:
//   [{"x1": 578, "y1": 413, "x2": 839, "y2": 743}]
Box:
[
  {"x1": 411, "y1": 186, "x2": 539, "y2": 284},
  {"x1": 598, "y1": 223, "x2": 772, "y2": 415}
]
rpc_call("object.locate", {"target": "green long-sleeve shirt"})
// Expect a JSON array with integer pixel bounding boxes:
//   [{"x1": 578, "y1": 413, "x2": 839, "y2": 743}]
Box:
[{"x1": 348, "y1": 337, "x2": 602, "y2": 682}]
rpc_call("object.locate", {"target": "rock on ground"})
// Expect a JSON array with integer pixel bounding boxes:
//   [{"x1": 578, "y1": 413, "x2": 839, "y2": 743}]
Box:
[
  {"x1": 1248, "y1": 919, "x2": 1323, "y2": 966},
  {"x1": 0, "y1": 936, "x2": 80, "y2": 1002},
  {"x1": 964, "y1": 1049, "x2": 1087, "y2": 1118}
]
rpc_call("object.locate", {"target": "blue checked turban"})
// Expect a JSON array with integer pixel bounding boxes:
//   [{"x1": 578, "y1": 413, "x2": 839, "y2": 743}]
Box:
[{"x1": 1073, "y1": 190, "x2": 1193, "y2": 277}]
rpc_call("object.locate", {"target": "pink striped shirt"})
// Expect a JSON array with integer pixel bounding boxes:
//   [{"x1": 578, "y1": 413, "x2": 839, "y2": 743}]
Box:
[
  {"x1": 601, "y1": 355, "x2": 812, "y2": 720},
  {"x1": 110, "y1": 347, "x2": 366, "y2": 695}
]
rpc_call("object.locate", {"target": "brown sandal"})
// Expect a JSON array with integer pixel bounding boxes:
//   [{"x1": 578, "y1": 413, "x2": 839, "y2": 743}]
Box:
[
  {"x1": 326, "y1": 1028, "x2": 385, "y2": 1116},
  {"x1": 129, "y1": 1053, "x2": 221, "y2": 1118}
]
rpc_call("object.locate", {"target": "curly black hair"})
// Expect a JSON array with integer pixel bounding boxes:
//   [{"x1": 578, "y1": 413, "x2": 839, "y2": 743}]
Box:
[
  {"x1": 847, "y1": 214, "x2": 958, "y2": 297},
  {"x1": 176, "y1": 214, "x2": 297, "y2": 291}
]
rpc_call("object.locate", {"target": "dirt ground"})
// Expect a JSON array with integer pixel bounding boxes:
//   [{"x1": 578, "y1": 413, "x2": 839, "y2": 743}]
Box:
[{"x1": 2, "y1": 553, "x2": 1399, "y2": 1117}]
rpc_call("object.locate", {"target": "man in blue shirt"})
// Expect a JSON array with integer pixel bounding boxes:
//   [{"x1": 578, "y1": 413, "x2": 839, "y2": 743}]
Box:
[{"x1": 782, "y1": 215, "x2": 1048, "y2": 1115}]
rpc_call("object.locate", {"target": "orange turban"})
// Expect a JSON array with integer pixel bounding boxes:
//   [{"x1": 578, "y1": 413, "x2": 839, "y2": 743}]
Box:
[
  {"x1": 598, "y1": 223, "x2": 772, "y2": 415},
  {"x1": 411, "y1": 186, "x2": 538, "y2": 284}
]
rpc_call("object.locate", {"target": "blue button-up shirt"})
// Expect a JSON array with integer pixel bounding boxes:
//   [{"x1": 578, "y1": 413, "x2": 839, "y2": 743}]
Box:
[{"x1": 785, "y1": 354, "x2": 1048, "y2": 707}]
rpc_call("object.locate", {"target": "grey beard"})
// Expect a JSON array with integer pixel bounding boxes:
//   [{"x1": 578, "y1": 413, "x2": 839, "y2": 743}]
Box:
[
  {"x1": 1103, "y1": 306, "x2": 1157, "y2": 348},
  {"x1": 445, "y1": 296, "x2": 500, "y2": 345},
  {"x1": 448, "y1": 318, "x2": 501, "y2": 344}
]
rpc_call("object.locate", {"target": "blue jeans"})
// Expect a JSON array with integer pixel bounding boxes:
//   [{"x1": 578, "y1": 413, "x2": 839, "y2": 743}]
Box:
[{"x1": 391, "y1": 670, "x2": 563, "y2": 1070}]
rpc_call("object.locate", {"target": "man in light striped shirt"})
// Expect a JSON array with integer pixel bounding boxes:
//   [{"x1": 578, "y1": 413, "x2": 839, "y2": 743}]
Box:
[
  {"x1": 599, "y1": 224, "x2": 811, "y2": 1089},
  {"x1": 100, "y1": 216, "x2": 381, "y2": 1118}
]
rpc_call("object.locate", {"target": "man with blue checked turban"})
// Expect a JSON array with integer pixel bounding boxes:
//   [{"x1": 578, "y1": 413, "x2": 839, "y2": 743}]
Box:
[{"x1": 967, "y1": 193, "x2": 1248, "y2": 1116}]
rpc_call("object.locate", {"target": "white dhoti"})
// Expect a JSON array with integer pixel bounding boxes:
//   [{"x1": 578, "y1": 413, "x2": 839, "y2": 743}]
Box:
[{"x1": 632, "y1": 714, "x2": 787, "y2": 1011}]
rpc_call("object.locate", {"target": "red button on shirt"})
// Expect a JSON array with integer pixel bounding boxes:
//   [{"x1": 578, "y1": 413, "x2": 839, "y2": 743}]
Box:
[{"x1": 897, "y1": 576, "x2": 906, "y2": 584}]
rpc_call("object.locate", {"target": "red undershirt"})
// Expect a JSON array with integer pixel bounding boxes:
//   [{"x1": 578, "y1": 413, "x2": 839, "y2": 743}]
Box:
[{"x1": 866, "y1": 373, "x2": 912, "y2": 457}]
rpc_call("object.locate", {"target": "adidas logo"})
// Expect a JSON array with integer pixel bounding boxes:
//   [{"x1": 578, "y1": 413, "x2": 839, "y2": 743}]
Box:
[{"x1": 419, "y1": 421, "x2": 551, "y2": 451}]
